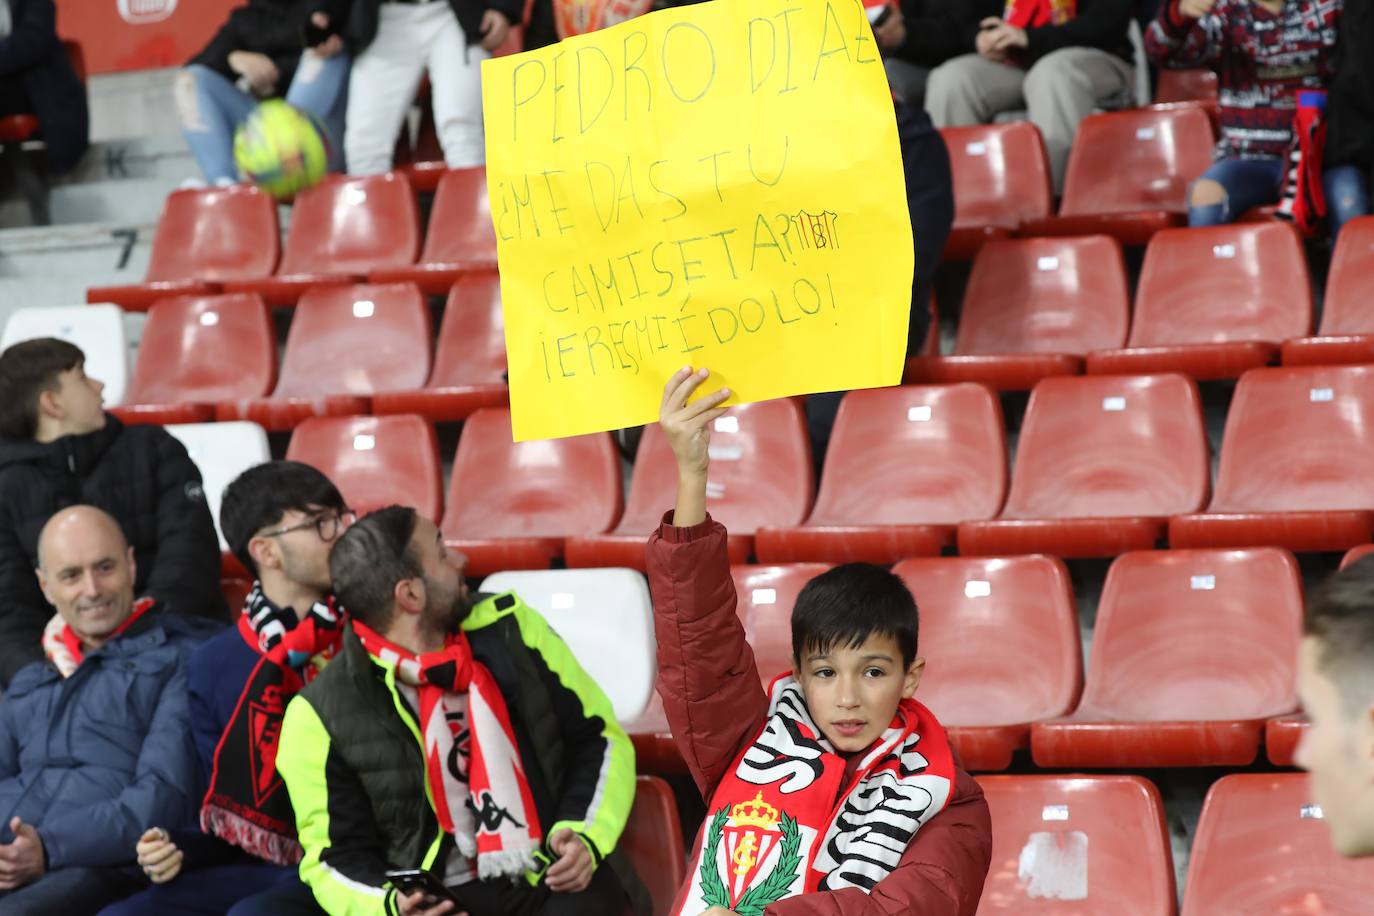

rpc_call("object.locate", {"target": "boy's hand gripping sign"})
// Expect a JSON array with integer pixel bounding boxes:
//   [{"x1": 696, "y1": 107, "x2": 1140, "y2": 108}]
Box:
[{"x1": 482, "y1": 0, "x2": 914, "y2": 440}]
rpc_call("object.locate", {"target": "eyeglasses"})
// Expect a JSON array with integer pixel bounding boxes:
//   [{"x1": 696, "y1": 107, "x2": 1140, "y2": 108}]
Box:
[{"x1": 263, "y1": 509, "x2": 357, "y2": 542}]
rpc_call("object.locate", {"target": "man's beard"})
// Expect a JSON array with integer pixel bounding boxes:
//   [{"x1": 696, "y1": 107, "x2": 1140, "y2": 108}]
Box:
[{"x1": 425, "y1": 585, "x2": 473, "y2": 634}]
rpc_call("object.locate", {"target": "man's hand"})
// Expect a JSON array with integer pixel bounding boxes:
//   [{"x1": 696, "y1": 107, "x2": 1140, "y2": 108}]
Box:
[
  {"x1": 0, "y1": 818, "x2": 44, "y2": 890},
  {"x1": 545, "y1": 828, "x2": 594, "y2": 894},
  {"x1": 479, "y1": 9, "x2": 512, "y2": 51},
  {"x1": 227, "y1": 51, "x2": 280, "y2": 96},
  {"x1": 660, "y1": 367, "x2": 731, "y2": 528},
  {"x1": 309, "y1": 12, "x2": 345, "y2": 57},
  {"x1": 136, "y1": 827, "x2": 183, "y2": 885},
  {"x1": 977, "y1": 17, "x2": 1027, "y2": 58},
  {"x1": 874, "y1": 11, "x2": 907, "y2": 52},
  {"x1": 396, "y1": 890, "x2": 462, "y2": 916},
  {"x1": 1177, "y1": 0, "x2": 1216, "y2": 18}
]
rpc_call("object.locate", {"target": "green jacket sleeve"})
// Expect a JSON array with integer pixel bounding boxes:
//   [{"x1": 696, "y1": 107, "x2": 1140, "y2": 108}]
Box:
[
  {"x1": 510, "y1": 603, "x2": 636, "y2": 865},
  {"x1": 278, "y1": 696, "x2": 402, "y2": 916}
]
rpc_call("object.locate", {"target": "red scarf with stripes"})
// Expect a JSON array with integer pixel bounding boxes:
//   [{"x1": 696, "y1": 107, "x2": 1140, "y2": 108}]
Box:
[{"x1": 1004, "y1": 0, "x2": 1076, "y2": 28}]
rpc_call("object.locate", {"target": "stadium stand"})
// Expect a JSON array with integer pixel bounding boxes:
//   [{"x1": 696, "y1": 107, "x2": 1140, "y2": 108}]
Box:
[
  {"x1": 284, "y1": 413, "x2": 443, "y2": 522},
  {"x1": 1283, "y1": 215, "x2": 1374, "y2": 366},
  {"x1": 165, "y1": 420, "x2": 270, "y2": 553},
  {"x1": 370, "y1": 166, "x2": 499, "y2": 292},
  {"x1": 940, "y1": 122, "x2": 1053, "y2": 261},
  {"x1": 622, "y1": 776, "x2": 687, "y2": 916},
  {"x1": 730, "y1": 563, "x2": 830, "y2": 685}
]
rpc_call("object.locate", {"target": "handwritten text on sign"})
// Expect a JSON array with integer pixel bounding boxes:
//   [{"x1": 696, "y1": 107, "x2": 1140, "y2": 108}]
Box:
[{"x1": 482, "y1": 0, "x2": 913, "y2": 440}]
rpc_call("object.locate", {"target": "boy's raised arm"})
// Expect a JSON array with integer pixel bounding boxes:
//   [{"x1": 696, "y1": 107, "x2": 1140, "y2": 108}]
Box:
[{"x1": 645, "y1": 368, "x2": 771, "y2": 800}]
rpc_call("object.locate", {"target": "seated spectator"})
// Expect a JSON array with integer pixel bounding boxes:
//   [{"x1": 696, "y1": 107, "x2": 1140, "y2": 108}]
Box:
[
  {"x1": 99, "y1": 462, "x2": 352, "y2": 916},
  {"x1": 0, "y1": 0, "x2": 88, "y2": 175},
  {"x1": 925, "y1": 0, "x2": 1136, "y2": 193},
  {"x1": 277, "y1": 506, "x2": 647, "y2": 915},
  {"x1": 342, "y1": 0, "x2": 520, "y2": 174},
  {"x1": 876, "y1": 0, "x2": 983, "y2": 106},
  {"x1": 0, "y1": 338, "x2": 225, "y2": 688},
  {"x1": 1297, "y1": 556, "x2": 1374, "y2": 857},
  {"x1": 648, "y1": 369, "x2": 992, "y2": 914},
  {"x1": 1324, "y1": 0, "x2": 1374, "y2": 235},
  {"x1": 1146, "y1": 0, "x2": 1367, "y2": 234},
  {"x1": 0, "y1": 506, "x2": 209, "y2": 914},
  {"x1": 179, "y1": 0, "x2": 350, "y2": 186}
]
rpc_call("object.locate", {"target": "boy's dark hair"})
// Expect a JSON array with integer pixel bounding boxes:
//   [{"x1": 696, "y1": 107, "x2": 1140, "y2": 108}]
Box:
[
  {"x1": 1306, "y1": 555, "x2": 1374, "y2": 714},
  {"x1": 329, "y1": 506, "x2": 421, "y2": 631},
  {"x1": 0, "y1": 338, "x2": 85, "y2": 441},
  {"x1": 220, "y1": 461, "x2": 346, "y2": 577},
  {"x1": 791, "y1": 563, "x2": 919, "y2": 669}
]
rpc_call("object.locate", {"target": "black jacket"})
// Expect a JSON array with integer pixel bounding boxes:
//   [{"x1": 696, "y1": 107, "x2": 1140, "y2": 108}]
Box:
[
  {"x1": 190, "y1": 0, "x2": 348, "y2": 93},
  {"x1": 1327, "y1": 0, "x2": 1374, "y2": 170},
  {"x1": 0, "y1": 0, "x2": 88, "y2": 173},
  {"x1": 0, "y1": 415, "x2": 226, "y2": 687},
  {"x1": 895, "y1": 0, "x2": 1134, "y2": 64},
  {"x1": 346, "y1": 0, "x2": 523, "y2": 54}
]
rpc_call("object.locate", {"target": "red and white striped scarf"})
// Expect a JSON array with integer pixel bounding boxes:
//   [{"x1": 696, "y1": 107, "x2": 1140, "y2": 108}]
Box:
[
  {"x1": 352, "y1": 621, "x2": 542, "y2": 880},
  {"x1": 1004, "y1": 0, "x2": 1076, "y2": 28},
  {"x1": 42, "y1": 597, "x2": 156, "y2": 678}
]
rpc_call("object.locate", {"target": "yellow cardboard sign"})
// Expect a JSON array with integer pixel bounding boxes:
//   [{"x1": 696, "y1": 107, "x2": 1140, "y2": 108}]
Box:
[{"x1": 482, "y1": 0, "x2": 913, "y2": 441}]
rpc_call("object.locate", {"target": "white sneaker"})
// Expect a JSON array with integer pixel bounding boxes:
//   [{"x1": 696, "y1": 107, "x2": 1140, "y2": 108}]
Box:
[{"x1": 178, "y1": 177, "x2": 208, "y2": 190}]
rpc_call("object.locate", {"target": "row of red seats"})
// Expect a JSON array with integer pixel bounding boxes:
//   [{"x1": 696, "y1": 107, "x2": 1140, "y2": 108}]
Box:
[{"x1": 909, "y1": 219, "x2": 1374, "y2": 391}]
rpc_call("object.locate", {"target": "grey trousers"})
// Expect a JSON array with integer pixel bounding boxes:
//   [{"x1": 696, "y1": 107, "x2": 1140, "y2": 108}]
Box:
[{"x1": 925, "y1": 48, "x2": 1135, "y2": 193}]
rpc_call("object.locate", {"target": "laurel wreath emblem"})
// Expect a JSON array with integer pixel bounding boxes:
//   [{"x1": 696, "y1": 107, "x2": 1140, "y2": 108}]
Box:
[{"x1": 698, "y1": 806, "x2": 803, "y2": 916}]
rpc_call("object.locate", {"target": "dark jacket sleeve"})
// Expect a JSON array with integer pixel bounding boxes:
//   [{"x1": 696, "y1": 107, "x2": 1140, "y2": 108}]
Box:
[
  {"x1": 1024, "y1": 0, "x2": 1133, "y2": 60},
  {"x1": 483, "y1": 0, "x2": 524, "y2": 27},
  {"x1": 0, "y1": 0, "x2": 60, "y2": 78},
  {"x1": 891, "y1": 0, "x2": 987, "y2": 66},
  {"x1": 645, "y1": 512, "x2": 769, "y2": 801},
  {"x1": 763, "y1": 766, "x2": 992, "y2": 916},
  {"x1": 0, "y1": 499, "x2": 47, "y2": 688},
  {"x1": 144, "y1": 429, "x2": 226, "y2": 621}
]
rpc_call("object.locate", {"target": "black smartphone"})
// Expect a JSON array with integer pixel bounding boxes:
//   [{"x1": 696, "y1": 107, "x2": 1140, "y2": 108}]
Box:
[
  {"x1": 302, "y1": 20, "x2": 334, "y2": 46},
  {"x1": 384, "y1": 869, "x2": 460, "y2": 904}
]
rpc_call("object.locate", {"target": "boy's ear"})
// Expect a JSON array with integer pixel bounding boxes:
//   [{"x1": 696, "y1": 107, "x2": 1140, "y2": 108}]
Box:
[
  {"x1": 37, "y1": 387, "x2": 62, "y2": 421},
  {"x1": 902, "y1": 656, "x2": 925, "y2": 699}
]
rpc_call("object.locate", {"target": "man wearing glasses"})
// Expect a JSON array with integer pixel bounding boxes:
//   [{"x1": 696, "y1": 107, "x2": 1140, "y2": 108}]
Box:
[{"x1": 102, "y1": 462, "x2": 353, "y2": 916}]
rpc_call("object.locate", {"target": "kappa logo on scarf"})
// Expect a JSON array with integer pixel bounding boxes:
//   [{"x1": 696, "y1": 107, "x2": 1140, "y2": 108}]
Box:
[
  {"x1": 700, "y1": 793, "x2": 803, "y2": 914},
  {"x1": 247, "y1": 685, "x2": 287, "y2": 808}
]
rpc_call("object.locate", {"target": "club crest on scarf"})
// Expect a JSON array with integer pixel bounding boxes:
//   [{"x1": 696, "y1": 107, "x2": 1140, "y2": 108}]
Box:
[{"x1": 676, "y1": 676, "x2": 955, "y2": 915}]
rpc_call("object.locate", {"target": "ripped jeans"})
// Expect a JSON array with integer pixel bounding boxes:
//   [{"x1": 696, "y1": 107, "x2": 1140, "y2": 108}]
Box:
[
  {"x1": 177, "y1": 53, "x2": 350, "y2": 184},
  {"x1": 1188, "y1": 155, "x2": 1370, "y2": 238}
]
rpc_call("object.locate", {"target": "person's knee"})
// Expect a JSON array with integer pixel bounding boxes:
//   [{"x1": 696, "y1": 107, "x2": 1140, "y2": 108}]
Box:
[
  {"x1": 1189, "y1": 178, "x2": 1228, "y2": 209},
  {"x1": 1023, "y1": 50, "x2": 1090, "y2": 106}
]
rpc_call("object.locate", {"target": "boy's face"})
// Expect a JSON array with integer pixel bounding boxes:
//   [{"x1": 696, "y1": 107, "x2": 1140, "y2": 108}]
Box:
[
  {"x1": 48, "y1": 364, "x2": 106, "y2": 436},
  {"x1": 1295, "y1": 636, "x2": 1374, "y2": 856},
  {"x1": 794, "y1": 633, "x2": 924, "y2": 754}
]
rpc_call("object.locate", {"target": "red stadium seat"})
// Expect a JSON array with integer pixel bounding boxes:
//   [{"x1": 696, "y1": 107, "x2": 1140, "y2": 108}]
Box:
[
  {"x1": 622, "y1": 777, "x2": 687, "y2": 916},
  {"x1": 977, "y1": 775, "x2": 1175, "y2": 914},
  {"x1": 1343, "y1": 544, "x2": 1374, "y2": 568},
  {"x1": 958, "y1": 374, "x2": 1209, "y2": 557},
  {"x1": 222, "y1": 173, "x2": 420, "y2": 306},
  {"x1": 371, "y1": 168, "x2": 498, "y2": 293},
  {"x1": 566, "y1": 399, "x2": 813, "y2": 570},
  {"x1": 1265, "y1": 715, "x2": 1307, "y2": 766},
  {"x1": 221, "y1": 577, "x2": 253, "y2": 613},
  {"x1": 905, "y1": 236, "x2": 1129, "y2": 390},
  {"x1": 941, "y1": 123, "x2": 1053, "y2": 260},
  {"x1": 285, "y1": 414, "x2": 443, "y2": 521},
  {"x1": 1169, "y1": 366, "x2": 1374, "y2": 551},
  {"x1": 732, "y1": 564, "x2": 831, "y2": 683},
  {"x1": 216, "y1": 282, "x2": 432, "y2": 430},
  {"x1": 87, "y1": 187, "x2": 280, "y2": 311},
  {"x1": 895, "y1": 556, "x2": 1080, "y2": 771},
  {"x1": 1022, "y1": 106, "x2": 1216, "y2": 245},
  {"x1": 1155, "y1": 68, "x2": 1218, "y2": 108},
  {"x1": 756, "y1": 385, "x2": 1006, "y2": 564},
  {"x1": 625, "y1": 692, "x2": 684, "y2": 775},
  {"x1": 1283, "y1": 216, "x2": 1374, "y2": 366},
  {"x1": 372, "y1": 273, "x2": 509, "y2": 422},
  {"x1": 1031, "y1": 547, "x2": 1301, "y2": 767},
  {"x1": 1087, "y1": 223, "x2": 1311, "y2": 379},
  {"x1": 441, "y1": 408, "x2": 622, "y2": 576},
  {"x1": 114, "y1": 294, "x2": 276, "y2": 426},
  {"x1": 1181, "y1": 774, "x2": 1374, "y2": 914}
]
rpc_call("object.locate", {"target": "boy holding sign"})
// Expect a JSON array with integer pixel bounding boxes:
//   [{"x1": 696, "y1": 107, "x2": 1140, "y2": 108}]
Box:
[{"x1": 646, "y1": 368, "x2": 991, "y2": 915}]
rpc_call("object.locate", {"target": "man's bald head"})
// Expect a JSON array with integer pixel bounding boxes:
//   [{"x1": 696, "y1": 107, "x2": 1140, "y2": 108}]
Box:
[{"x1": 35, "y1": 506, "x2": 137, "y2": 650}]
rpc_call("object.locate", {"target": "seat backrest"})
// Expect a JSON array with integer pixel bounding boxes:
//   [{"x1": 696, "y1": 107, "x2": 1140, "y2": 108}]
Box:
[
  {"x1": 420, "y1": 168, "x2": 497, "y2": 266},
  {"x1": 894, "y1": 556, "x2": 1081, "y2": 728},
  {"x1": 285, "y1": 414, "x2": 443, "y2": 521},
  {"x1": 1082, "y1": 548, "x2": 1300, "y2": 720},
  {"x1": 622, "y1": 776, "x2": 687, "y2": 916},
  {"x1": 1058, "y1": 106, "x2": 1215, "y2": 217},
  {"x1": 428, "y1": 273, "x2": 507, "y2": 388},
  {"x1": 809, "y1": 385, "x2": 1007, "y2": 526},
  {"x1": 1154, "y1": 69, "x2": 1218, "y2": 105},
  {"x1": 278, "y1": 173, "x2": 420, "y2": 275},
  {"x1": 1182, "y1": 774, "x2": 1374, "y2": 915},
  {"x1": 127, "y1": 294, "x2": 275, "y2": 405},
  {"x1": 942, "y1": 123, "x2": 1053, "y2": 230},
  {"x1": 618, "y1": 399, "x2": 813, "y2": 534},
  {"x1": 274, "y1": 283, "x2": 432, "y2": 398},
  {"x1": 731, "y1": 564, "x2": 831, "y2": 683},
  {"x1": 441, "y1": 407, "x2": 622, "y2": 539},
  {"x1": 1003, "y1": 374, "x2": 1209, "y2": 519},
  {"x1": 479, "y1": 568, "x2": 656, "y2": 722},
  {"x1": 167, "y1": 421, "x2": 270, "y2": 551},
  {"x1": 1318, "y1": 215, "x2": 1374, "y2": 335},
  {"x1": 1211, "y1": 365, "x2": 1374, "y2": 512},
  {"x1": 144, "y1": 186, "x2": 280, "y2": 283},
  {"x1": 1130, "y1": 223, "x2": 1312, "y2": 346},
  {"x1": 2, "y1": 304, "x2": 129, "y2": 406},
  {"x1": 956, "y1": 236, "x2": 1129, "y2": 356},
  {"x1": 977, "y1": 775, "x2": 1175, "y2": 914}
]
